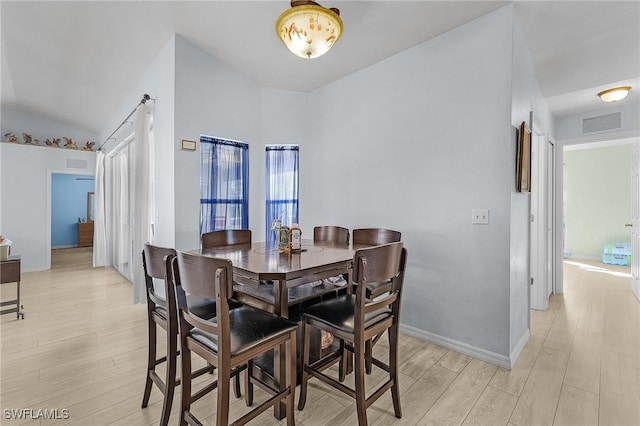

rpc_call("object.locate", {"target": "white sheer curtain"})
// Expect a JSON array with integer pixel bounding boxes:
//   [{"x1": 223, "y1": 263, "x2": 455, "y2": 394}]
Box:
[
  {"x1": 93, "y1": 151, "x2": 107, "y2": 267},
  {"x1": 111, "y1": 151, "x2": 131, "y2": 281},
  {"x1": 131, "y1": 103, "x2": 155, "y2": 304}
]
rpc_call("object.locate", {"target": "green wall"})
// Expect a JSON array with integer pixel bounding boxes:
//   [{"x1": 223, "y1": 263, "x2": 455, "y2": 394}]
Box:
[{"x1": 564, "y1": 144, "x2": 631, "y2": 259}]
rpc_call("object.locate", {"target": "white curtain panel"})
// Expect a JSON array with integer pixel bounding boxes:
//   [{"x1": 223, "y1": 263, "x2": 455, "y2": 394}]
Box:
[
  {"x1": 131, "y1": 103, "x2": 155, "y2": 304},
  {"x1": 113, "y1": 151, "x2": 130, "y2": 279},
  {"x1": 93, "y1": 151, "x2": 107, "y2": 267}
]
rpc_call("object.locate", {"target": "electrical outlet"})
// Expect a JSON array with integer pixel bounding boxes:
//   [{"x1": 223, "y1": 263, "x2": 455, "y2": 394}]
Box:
[{"x1": 472, "y1": 209, "x2": 489, "y2": 225}]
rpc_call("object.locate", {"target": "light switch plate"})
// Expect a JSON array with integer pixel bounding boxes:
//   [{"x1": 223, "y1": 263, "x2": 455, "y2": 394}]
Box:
[{"x1": 472, "y1": 209, "x2": 489, "y2": 225}]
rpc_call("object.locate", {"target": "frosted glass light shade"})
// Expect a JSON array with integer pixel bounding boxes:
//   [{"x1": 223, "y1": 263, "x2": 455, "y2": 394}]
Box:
[
  {"x1": 276, "y1": 3, "x2": 343, "y2": 59},
  {"x1": 598, "y1": 86, "x2": 631, "y2": 102}
]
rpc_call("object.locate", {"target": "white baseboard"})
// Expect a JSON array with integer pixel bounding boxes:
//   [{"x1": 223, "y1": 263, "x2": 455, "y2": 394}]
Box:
[
  {"x1": 509, "y1": 329, "x2": 530, "y2": 368},
  {"x1": 564, "y1": 254, "x2": 600, "y2": 261},
  {"x1": 400, "y1": 323, "x2": 512, "y2": 370}
]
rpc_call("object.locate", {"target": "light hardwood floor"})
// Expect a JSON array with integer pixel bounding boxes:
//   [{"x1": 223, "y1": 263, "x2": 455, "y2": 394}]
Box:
[{"x1": 1, "y1": 255, "x2": 638, "y2": 425}]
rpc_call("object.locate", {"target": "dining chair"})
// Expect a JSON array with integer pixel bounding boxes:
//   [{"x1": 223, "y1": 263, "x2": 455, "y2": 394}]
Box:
[
  {"x1": 201, "y1": 229, "x2": 252, "y2": 249},
  {"x1": 313, "y1": 226, "x2": 350, "y2": 245},
  {"x1": 141, "y1": 243, "x2": 221, "y2": 426},
  {"x1": 352, "y1": 228, "x2": 402, "y2": 373},
  {"x1": 173, "y1": 250, "x2": 298, "y2": 426},
  {"x1": 297, "y1": 242, "x2": 407, "y2": 426}
]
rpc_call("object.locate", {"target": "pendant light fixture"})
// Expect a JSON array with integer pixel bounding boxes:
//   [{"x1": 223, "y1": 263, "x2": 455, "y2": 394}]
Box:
[
  {"x1": 276, "y1": 0, "x2": 343, "y2": 59},
  {"x1": 597, "y1": 86, "x2": 631, "y2": 102}
]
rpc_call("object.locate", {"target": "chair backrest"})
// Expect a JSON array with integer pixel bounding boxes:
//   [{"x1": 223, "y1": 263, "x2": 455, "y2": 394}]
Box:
[
  {"x1": 314, "y1": 226, "x2": 350, "y2": 245},
  {"x1": 142, "y1": 243, "x2": 177, "y2": 310},
  {"x1": 352, "y1": 242, "x2": 406, "y2": 324},
  {"x1": 172, "y1": 251, "x2": 235, "y2": 346},
  {"x1": 352, "y1": 228, "x2": 401, "y2": 246},
  {"x1": 201, "y1": 229, "x2": 252, "y2": 249}
]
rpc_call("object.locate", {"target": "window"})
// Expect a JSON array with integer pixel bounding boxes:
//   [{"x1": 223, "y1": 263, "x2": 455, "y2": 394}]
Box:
[
  {"x1": 265, "y1": 145, "x2": 299, "y2": 245},
  {"x1": 200, "y1": 136, "x2": 249, "y2": 234}
]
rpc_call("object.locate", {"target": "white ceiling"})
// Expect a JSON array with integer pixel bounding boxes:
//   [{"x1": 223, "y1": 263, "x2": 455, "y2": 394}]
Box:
[{"x1": 1, "y1": 1, "x2": 639, "y2": 134}]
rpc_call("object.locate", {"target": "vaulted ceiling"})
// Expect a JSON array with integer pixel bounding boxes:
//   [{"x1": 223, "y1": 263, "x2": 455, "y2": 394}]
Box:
[{"x1": 2, "y1": 1, "x2": 639, "y2": 134}]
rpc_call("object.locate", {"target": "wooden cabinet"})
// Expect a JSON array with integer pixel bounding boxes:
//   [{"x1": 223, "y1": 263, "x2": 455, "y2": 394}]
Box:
[
  {"x1": 78, "y1": 222, "x2": 94, "y2": 247},
  {"x1": 1, "y1": 255, "x2": 24, "y2": 318}
]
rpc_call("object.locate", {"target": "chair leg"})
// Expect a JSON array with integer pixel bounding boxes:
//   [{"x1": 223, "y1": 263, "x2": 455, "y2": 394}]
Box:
[
  {"x1": 234, "y1": 371, "x2": 242, "y2": 399},
  {"x1": 141, "y1": 318, "x2": 156, "y2": 408},
  {"x1": 389, "y1": 323, "x2": 402, "y2": 418},
  {"x1": 354, "y1": 339, "x2": 368, "y2": 426},
  {"x1": 297, "y1": 322, "x2": 311, "y2": 410},
  {"x1": 216, "y1": 363, "x2": 231, "y2": 426},
  {"x1": 365, "y1": 338, "x2": 373, "y2": 374},
  {"x1": 245, "y1": 360, "x2": 254, "y2": 406},
  {"x1": 286, "y1": 330, "x2": 297, "y2": 426},
  {"x1": 338, "y1": 338, "x2": 347, "y2": 382},
  {"x1": 180, "y1": 343, "x2": 192, "y2": 426},
  {"x1": 159, "y1": 331, "x2": 178, "y2": 426}
]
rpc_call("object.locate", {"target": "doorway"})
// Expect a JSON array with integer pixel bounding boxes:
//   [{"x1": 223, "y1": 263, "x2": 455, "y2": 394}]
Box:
[
  {"x1": 530, "y1": 120, "x2": 554, "y2": 311},
  {"x1": 47, "y1": 170, "x2": 94, "y2": 269},
  {"x1": 559, "y1": 137, "x2": 638, "y2": 299}
]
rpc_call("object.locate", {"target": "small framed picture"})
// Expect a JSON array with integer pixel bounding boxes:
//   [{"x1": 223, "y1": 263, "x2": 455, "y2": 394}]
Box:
[
  {"x1": 516, "y1": 121, "x2": 531, "y2": 193},
  {"x1": 181, "y1": 139, "x2": 196, "y2": 151}
]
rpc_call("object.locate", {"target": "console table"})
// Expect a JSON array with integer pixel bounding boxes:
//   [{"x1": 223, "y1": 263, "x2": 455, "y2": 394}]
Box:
[{"x1": 0, "y1": 255, "x2": 24, "y2": 319}]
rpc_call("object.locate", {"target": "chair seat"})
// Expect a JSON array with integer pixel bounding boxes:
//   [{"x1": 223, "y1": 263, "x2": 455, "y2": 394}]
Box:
[
  {"x1": 190, "y1": 306, "x2": 298, "y2": 356},
  {"x1": 302, "y1": 294, "x2": 392, "y2": 334}
]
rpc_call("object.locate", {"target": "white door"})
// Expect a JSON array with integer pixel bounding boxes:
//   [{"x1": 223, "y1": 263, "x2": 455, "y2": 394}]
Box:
[
  {"x1": 530, "y1": 127, "x2": 552, "y2": 310},
  {"x1": 631, "y1": 142, "x2": 640, "y2": 301},
  {"x1": 546, "y1": 140, "x2": 555, "y2": 298}
]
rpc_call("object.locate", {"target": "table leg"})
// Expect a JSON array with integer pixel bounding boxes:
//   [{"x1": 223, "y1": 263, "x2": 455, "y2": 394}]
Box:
[{"x1": 273, "y1": 278, "x2": 288, "y2": 420}]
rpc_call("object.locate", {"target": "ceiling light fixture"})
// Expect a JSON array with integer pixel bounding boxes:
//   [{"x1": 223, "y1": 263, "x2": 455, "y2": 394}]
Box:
[
  {"x1": 276, "y1": 0, "x2": 343, "y2": 59},
  {"x1": 597, "y1": 86, "x2": 631, "y2": 103}
]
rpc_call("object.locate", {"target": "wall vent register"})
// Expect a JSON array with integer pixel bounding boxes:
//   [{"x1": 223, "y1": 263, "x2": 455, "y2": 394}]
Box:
[{"x1": 582, "y1": 111, "x2": 622, "y2": 134}]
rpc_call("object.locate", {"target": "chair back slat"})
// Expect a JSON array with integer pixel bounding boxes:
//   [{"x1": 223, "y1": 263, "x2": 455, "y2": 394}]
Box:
[
  {"x1": 201, "y1": 229, "x2": 252, "y2": 249},
  {"x1": 352, "y1": 228, "x2": 401, "y2": 246},
  {"x1": 353, "y1": 242, "x2": 403, "y2": 284},
  {"x1": 363, "y1": 292, "x2": 398, "y2": 314},
  {"x1": 353, "y1": 243, "x2": 405, "y2": 326},
  {"x1": 143, "y1": 244, "x2": 177, "y2": 308},
  {"x1": 143, "y1": 244, "x2": 176, "y2": 282},
  {"x1": 314, "y1": 226, "x2": 350, "y2": 245},
  {"x1": 173, "y1": 251, "x2": 236, "y2": 344}
]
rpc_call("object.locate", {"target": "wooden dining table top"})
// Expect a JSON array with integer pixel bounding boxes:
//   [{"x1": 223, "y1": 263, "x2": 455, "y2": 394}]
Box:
[{"x1": 196, "y1": 239, "x2": 356, "y2": 284}]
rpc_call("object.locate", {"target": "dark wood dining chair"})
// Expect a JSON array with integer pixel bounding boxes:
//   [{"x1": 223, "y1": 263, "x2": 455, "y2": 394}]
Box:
[
  {"x1": 297, "y1": 242, "x2": 407, "y2": 426},
  {"x1": 141, "y1": 244, "x2": 218, "y2": 426},
  {"x1": 173, "y1": 250, "x2": 298, "y2": 426},
  {"x1": 352, "y1": 228, "x2": 402, "y2": 373},
  {"x1": 201, "y1": 229, "x2": 252, "y2": 249},
  {"x1": 313, "y1": 226, "x2": 350, "y2": 245}
]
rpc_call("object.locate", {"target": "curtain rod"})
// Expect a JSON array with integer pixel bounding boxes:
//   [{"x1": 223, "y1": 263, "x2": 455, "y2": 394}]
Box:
[{"x1": 96, "y1": 94, "x2": 154, "y2": 152}]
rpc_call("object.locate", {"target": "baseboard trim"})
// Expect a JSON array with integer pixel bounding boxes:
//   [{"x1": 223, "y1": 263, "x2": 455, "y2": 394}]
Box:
[
  {"x1": 399, "y1": 324, "x2": 511, "y2": 370},
  {"x1": 565, "y1": 255, "x2": 600, "y2": 261},
  {"x1": 509, "y1": 329, "x2": 530, "y2": 368}
]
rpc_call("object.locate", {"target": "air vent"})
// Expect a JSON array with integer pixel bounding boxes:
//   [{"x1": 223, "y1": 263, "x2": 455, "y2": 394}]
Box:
[
  {"x1": 66, "y1": 159, "x2": 87, "y2": 169},
  {"x1": 582, "y1": 112, "x2": 622, "y2": 134}
]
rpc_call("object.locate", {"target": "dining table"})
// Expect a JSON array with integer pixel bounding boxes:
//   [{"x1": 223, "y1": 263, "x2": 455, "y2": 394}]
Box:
[{"x1": 195, "y1": 238, "x2": 355, "y2": 419}]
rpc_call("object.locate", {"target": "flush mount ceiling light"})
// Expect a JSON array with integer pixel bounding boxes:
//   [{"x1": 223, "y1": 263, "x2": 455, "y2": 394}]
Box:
[
  {"x1": 276, "y1": 0, "x2": 343, "y2": 59},
  {"x1": 597, "y1": 86, "x2": 631, "y2": 102}
]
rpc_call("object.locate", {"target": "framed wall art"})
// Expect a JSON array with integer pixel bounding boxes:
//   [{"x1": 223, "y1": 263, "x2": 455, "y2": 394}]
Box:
[{"x1": 516, "y1": 121, "x2": 531, "y2": 193}]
